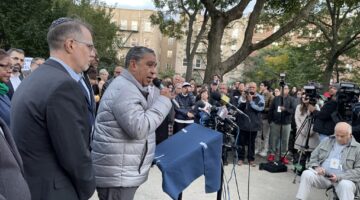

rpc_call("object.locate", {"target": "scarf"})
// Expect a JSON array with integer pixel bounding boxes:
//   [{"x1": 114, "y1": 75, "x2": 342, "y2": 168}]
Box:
[{"x1": 0, "y1": 82, "x2": 9, "y2": 95}]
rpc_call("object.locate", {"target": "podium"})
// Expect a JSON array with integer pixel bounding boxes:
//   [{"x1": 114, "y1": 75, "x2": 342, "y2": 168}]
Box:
[{"x1": 154, "y1": 123, "x2": 223, "y2": 200}]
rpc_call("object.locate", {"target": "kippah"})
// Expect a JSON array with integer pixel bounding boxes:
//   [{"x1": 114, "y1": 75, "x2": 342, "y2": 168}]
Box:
[{"x1": 49, "y1": 17, "x2": 73, "y2": 29}]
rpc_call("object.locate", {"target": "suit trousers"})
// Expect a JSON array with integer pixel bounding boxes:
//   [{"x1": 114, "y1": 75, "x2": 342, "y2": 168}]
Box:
[
  {"x1": 296, "y1": 170, "x2": 355, "y2": 200},
  {"x1": 237, "y1": 130, "x2": 257, "y2": 162},
  {"x1": 97, "y1": 187, "x2": 138, "y2": 200}
]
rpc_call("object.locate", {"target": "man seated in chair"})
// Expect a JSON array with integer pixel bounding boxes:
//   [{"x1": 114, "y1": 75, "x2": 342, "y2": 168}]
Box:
[{"x1": 296, "y1": 122, "x2": 360, "y2": 200}]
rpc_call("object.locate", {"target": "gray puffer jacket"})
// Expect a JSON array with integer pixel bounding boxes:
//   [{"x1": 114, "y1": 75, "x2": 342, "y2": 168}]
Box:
[{"x1": 91, "y1": 70, "x2": 172, "y2": 187}]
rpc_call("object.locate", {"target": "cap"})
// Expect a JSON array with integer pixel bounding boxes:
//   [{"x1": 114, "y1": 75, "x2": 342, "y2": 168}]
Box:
[{"x1": 182, "y1": 82, "x2": 191, "y2": 87}]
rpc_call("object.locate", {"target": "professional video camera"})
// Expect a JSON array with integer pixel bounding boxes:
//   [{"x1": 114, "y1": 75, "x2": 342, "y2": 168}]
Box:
[
  {"x1": 336, "y1": 82, "x2": 360, "y2": 122},
  {"x1": 303, "y1": 82, "x2": 321, "y2": 106},
  {"x1": 279, "y1": 73, "x2": 286, "y2": 87}
]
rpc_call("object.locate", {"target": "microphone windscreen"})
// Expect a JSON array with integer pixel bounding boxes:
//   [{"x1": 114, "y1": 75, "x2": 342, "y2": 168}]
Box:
[
  {"x1": 211, "y1": 91, "x2": 222, "y2": 101},
  {"x1": 196, "y1": 101, "x2": 206, "y2": 109},
  {"x1": 152, "y1": 78, "x2": 162, "y2": 88}
]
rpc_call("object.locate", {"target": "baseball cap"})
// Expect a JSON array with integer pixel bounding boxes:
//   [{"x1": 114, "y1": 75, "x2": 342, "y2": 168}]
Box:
[{"x1": 182, "y1": 82, "x2": 191, "y2": 87}]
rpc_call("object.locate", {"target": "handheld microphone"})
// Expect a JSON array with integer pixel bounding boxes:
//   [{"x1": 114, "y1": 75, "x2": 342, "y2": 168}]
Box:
[
  {"x1": 153, "y1": 78, "x2": 180, "y2": 108},
  {"x1": 152, "y1": 78, "x2": 164, "y2": 89},
  {"x1": 211, "y1": 92, "x2": 250, "y2": 120}
]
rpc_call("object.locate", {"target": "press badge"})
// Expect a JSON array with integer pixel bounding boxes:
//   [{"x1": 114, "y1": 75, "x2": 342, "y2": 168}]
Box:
[
  {"x1": 330, "y1": 158, "x2": 340, "y2": 169},
  {"x1": 277, "y1": 106, "x2": 282, "y2": 113}
]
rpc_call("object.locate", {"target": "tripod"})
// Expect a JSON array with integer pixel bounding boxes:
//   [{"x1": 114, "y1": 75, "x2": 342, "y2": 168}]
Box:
[
  {"x1": 215, "y1": 116, "x2": 242, "y2": 200},
  {"x1": 291, "y1": 113, "x2": 314, "y2": 183}
]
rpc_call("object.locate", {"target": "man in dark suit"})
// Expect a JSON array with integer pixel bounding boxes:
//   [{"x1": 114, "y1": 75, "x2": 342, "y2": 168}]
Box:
[
  {"x1": 0, "y1": 117, "x2": 31, "y2": 200},
  {"x1": 11, "y1": 17, "x2": 96, "y2": 200}
]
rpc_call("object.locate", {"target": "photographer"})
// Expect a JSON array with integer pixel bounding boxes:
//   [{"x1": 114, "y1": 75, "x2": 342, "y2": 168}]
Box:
[
  {"x1": 236, "y1": 82, "x2": 265, "y2": 166},
  {"x1": 309, "y1": 84, "x2": 340, "y2": 141},
  {"x1": 294, "y1": 93, "x2": 320, "y2": 173}
]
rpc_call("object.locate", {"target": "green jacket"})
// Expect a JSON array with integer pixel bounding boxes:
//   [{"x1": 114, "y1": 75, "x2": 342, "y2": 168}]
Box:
[{"x1": 308, "y1": 135, "x2": 360, "y2": 192}]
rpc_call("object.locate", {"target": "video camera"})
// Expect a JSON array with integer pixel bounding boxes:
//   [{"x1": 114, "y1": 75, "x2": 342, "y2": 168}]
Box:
[
  {"x1": 279, "y1": 73, "x2": 286, "y2": 87},
  {"x1": 303, "y1": 82, "x2": 321, "y2": 106},
  {"x1": 336, "y1": 82, "x2": 360, "y2": 122}
]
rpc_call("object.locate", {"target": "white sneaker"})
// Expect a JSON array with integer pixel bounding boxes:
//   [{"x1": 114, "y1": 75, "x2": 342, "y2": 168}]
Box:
[{"x1": 259, "y1": 150, "x2": 268, "y2": 157}]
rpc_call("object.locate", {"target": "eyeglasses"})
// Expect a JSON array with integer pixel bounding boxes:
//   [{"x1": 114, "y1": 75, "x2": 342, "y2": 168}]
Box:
[
  {"x1": 73, "y1": 39, "x2": 95, "y2": 52},
  {"x1": 0, "y1": 63, "x2": 13, "y2": 69}
]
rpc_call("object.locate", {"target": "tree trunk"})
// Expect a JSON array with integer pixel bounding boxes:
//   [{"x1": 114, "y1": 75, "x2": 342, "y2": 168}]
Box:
[
  {"x1": 185, "y1": 57, "x2": 194, "y2": 81},
  {"x1": 203, "y1": 17, "x2": 226, "y2": 83},
  {"x1": 321, "y1": 52, "x2": 338, "y2": 90}
]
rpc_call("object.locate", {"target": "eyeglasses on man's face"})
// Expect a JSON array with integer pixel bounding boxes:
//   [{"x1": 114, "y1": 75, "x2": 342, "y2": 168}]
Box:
[
  {"x1": 73, "y1": 39, "x2": 95, "y2": 52},
  {"x1": 0, "y1": 63, "x2": 13, "y2": 70}
]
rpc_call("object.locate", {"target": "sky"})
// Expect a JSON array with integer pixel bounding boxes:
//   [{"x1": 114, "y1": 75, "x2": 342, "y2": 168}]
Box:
[{"x1": 102, "y1": 0, "x2": 255, "y2": 13}]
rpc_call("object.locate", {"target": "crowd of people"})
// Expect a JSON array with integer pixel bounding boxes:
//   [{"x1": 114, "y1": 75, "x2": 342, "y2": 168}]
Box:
[{"x1": 0, "y1": 17, "x2": 360, "y2": 200}]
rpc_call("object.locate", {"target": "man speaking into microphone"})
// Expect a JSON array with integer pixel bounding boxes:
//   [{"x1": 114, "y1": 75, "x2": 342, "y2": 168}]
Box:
[{"x1": 92, "y1": 46, "x2": 172, "y2": 200}]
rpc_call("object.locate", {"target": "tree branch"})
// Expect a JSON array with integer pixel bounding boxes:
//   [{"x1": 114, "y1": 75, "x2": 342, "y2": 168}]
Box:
[
  {"x1": 200, "y1": 0, "x2": 220, "y2": 16},
  {"x1": 190, "y1": 10, "x2": 209, "y2": 58},
  {"x1": 221, "y1": 0, "x2": 266, "y2": 72},
  {"x1": 338, "y1": 31, "x2": 360, "y2": 53},
  {"x1": 252, "y1": 0, "x2": 318, "y2": 51},
  {"x1": 305, "y1": 18, "x2": 332, "y2": 44},
  {"x1": 180, "y1": 0, "x2": 191, "y2": 17},
  {"x1": 225, "y1": 0, "x2": 251, "y2": 23}
]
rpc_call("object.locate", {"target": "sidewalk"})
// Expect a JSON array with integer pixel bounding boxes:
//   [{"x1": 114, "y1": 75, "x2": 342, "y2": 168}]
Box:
[{"x1": 90, "y1": 158, "x2": 325, "y2": 200}]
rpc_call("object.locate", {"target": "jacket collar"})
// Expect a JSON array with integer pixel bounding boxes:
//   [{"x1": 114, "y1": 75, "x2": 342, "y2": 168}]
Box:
[
  {"x1": 328, "y1": 135, "x2": 358, "y2": 147},
  {"x1": 121, "y1": 69, "x2": 149, "y2": 97}
]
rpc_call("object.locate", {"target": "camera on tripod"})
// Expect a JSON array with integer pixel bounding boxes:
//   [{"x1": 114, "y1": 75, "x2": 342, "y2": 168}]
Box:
[
  {"x1": 336, "y1": 82, "x2": 360, "y2": 122},
  {"x1": 279, "y1": 73, "x2": 286, "y2": 87},
  {"x1": 303, "y1": 82, "x2": 321, "y2": 106}
]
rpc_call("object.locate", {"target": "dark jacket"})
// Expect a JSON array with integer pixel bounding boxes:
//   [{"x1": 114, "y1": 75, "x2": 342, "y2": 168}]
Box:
[
  {"x1": 0, "y1": 117, "x2": 31, "y2": 200},
  {"x1": 312, "y1": 100, "x2": 338, "y2": 136},
  {"x1": 11, "y1": 59, "x2": 95, "y2": 200},
  {"x1": 268, "y1": 95, "x2": 296, "y2": 125},
  {"x1": 174, "y1": 93, "x2": 195, "y2": 121},
  {"x1": 0, "y1": 94, "x2": 10, "y2": 126},
  {"x1": 237, "y1": 93, "x2": 265, "y2": 132}
]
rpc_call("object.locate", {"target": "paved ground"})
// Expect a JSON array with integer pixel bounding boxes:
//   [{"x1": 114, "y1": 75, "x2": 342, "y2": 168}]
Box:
[{"x1": 90, "y1": 156, "x2": 326, "y2": 200}]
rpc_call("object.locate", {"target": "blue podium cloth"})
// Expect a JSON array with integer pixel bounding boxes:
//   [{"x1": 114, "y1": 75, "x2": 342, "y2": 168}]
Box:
[{"x1": 154, "y1": 123, "x2": 223, "y2": 199}]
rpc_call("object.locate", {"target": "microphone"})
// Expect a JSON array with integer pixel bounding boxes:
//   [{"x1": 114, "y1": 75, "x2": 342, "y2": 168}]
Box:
[
  {"x1": 152, "y1": 78, "x2": 164, "y2": 89},
  {"x1": 153, "y1": 77, "x2": 180, "y2": 109},
  {"x1": 211, "y1": 92, "x2": 250, "y2": 120}
]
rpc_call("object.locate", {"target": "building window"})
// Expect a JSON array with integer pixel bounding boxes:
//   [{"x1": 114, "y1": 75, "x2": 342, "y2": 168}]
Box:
[
  {"x1": 130, "y1": 38, "x2": 137, "y2": 46},
  {"x1": 166, "y1": 63, "x2": 172, "y2": 69},
  {"x1": 144, "y1": 38, "x2": 150, "y2": 47},
  {"x1": 256, "y1": 24, "x2": 264, "y2": 33},
  {"x1": 183, "y1": 58, "x2": 187, "y2": 66},
  {"x1": 167, "y1": 50, "x2": 173, "y2": 58},
  {"x1": 120, "y1": 20, "x2": 127, "y2": 30},
  {"x1": 131, "y1": 21, "x2": 138, "y2": 31},
  {"x1": 168, "y1": 38, "x2": 175, "y2": 46},
  {"x1": 195, "y1": 59, "x2": 201, "y2": 68},
  {"x1": 232, "y1": 29, "x2": 239, "y2": 39},
  {"x1": 231, "y1": 44, "x2": 237, "y2": 51},
  {"x1": 144, "y1": 21, "x2": 152, "y2": 32}
]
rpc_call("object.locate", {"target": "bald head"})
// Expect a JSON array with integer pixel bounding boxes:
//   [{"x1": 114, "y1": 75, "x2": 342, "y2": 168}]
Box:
[{"x1": 334, "y1": 122, "x2": 352, "y2": 145}]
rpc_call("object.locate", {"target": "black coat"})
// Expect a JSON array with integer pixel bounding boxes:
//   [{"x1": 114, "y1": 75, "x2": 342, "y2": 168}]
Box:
[
  {"x1": 11, "y1": 59, "x2": 96, "y2": 200},
  {"x1": 312, "y1": 100, "x2": 338, "y2": 136},
  {"x1": 268, "y1": 95, "x2": 296, "y2": 125},
  {"x1": 0, "y1": 117, "x2": 31, "y2": 200}
]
